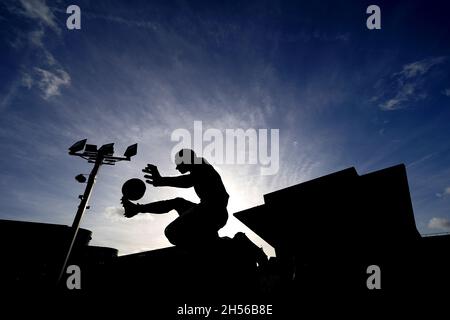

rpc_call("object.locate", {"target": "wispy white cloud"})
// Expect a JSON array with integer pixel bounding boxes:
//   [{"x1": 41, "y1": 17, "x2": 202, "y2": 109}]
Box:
[
  {"x1": 436, "y1": 186, "x2": 450, "y2": 198},
  {"x1": 3, "y1": 0, "x2": 71, "y2": 103},
  {"x1": 104, "y1": 206, "x2": 125, "y2": 221},
  {"x1": 396, "y1": 57, "x2": 446, "y2": 79},
  {"x1": 50, "y1": 5, "x2": 160, "y2": 31},
  {"x1": 428, "y1": 217, "x2": 450, "y2": 231},
  {"x1": 408, "y1": 153, "x2": 435, "y2": 168},
  {"x1": 85, "y1": 11, "x2": 158, "y2": 31},
  {"x1": 443, "y1": 88, "x2": 450, "y2": 97},
  {"x1": 273, "y1": 30, "x2": 350, "y2": 43},
  {"x1": 17, "y1": 0, "x2": 59, "y2": 33},
  {"x1": 376, "y1": 56, "x2": 447, "y2": 111},
  {"x1": 0, "y1": 81, "x2": 20, "y2": 112},
  {"x1": 380, "y1": 83, "x2": 418, "y2": 110},
  {"x1": 33, "y1": 67, "x2": 71, "y2": 99},
  {"x1": 104, "y1": 206, "x2": 154, "y2": 222},
  {"x1": 28, "y1": 28, "x2": 45, "y2": 47}
]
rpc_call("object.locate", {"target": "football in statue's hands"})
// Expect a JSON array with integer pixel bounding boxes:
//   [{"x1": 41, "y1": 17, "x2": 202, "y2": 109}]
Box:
[{"x1": 121, "y1": 178, "x2": 146, "y2": 201}]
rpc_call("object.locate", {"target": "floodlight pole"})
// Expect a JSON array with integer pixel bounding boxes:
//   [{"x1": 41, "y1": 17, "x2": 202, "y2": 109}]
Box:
[
  {"x1": 58, "y1": 139, "x2": 136, "y2": 288},
  {"x1": 57, "y1": 154, "x2": 103, "y2": 286}
]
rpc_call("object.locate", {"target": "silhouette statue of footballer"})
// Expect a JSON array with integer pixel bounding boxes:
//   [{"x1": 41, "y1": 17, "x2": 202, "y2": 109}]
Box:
[{"x1": 122, "y1": 149, "x2": 229, "y2": 246}]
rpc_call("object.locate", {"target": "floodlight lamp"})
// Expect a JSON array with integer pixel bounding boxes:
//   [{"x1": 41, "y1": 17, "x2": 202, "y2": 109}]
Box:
[
  {"x1": 98, "y1": 143, "x2": 114, "y2": 155},
  {"x1": 124, "y1": 143, "x2": 138, "y2": 159},
  {"x1": 69, "y1": 139, "x2": 87, "y2": 154},
  {"x1": 84, "y1": 144, "x2": 98, "y2": 153},
  {"x1": 75, "y1": 174, "x2": 87, "y2": 183}
]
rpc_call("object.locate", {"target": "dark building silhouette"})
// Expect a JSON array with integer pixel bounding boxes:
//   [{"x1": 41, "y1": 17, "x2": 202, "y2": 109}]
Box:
[
  {"x1": 234, "y1": 164, "x2": 450, "y2": 297},
  {"x1": 0, "y1": 219, "x2": 117, "y2": 290}
]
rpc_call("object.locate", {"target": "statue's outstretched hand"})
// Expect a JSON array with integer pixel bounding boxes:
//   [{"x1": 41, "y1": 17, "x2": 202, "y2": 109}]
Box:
[
  {"x1": 121, "y1": 197, "x2": 140, "y2": 218},
  {"x1": 142, "y1": 164, "x2": 162, "y2": 186}
]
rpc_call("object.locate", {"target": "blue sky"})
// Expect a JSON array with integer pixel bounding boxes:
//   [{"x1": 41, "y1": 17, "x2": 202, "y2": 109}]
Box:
[{"x1": 1, "y1": 0, "x2": 450, "y2": 256}]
